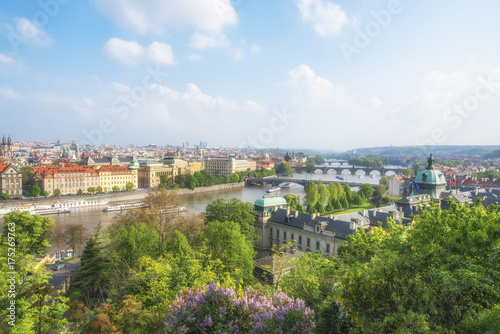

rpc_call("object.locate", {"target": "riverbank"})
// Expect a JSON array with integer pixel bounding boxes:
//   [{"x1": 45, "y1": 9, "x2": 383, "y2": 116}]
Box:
[{"x1": 0, "y1": 182, "x2": 246, "y2": 207}]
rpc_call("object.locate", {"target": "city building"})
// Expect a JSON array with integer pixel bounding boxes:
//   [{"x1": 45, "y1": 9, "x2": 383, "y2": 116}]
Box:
[
  {"x1": 204, "y1": 158, "x2": 256, "y2": 176},
  {"x1": 0, "y1": 135, "x2": 14, "y2": 158},
  {"x1": 81, "y1": 156, "x2": 136, "y2": 167},
  {"x1": 34, "y1": 165, "x2": 99, "y2": 196},
  {"x1": 97, "y1": 165, "x2": 138, "y2": 192},
  {"x1": 137, "y1": 159, "x2": 195, "y2": 188},
  {"x1": 389, "y1": 175, "x2": 413, "y2": 196},
  {"x1": 0, "y1": 164, "x2": 22, "y2": 197},
  {"x1": 253, "y1": 194, "x2": 403, "y2": 258}
]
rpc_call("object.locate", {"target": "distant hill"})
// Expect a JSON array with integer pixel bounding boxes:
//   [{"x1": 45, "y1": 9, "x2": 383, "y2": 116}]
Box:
[
  {"x1": 483, "y1": 149, "x2": 500, "y2": 159},
  {"x1": 344, "y1": 145, "x2": 500, "y2": 157}
]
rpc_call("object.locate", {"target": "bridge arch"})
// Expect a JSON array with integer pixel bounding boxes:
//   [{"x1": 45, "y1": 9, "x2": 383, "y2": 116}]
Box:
[
  {"x1": 341, "y1": 169, "x2": 352, "y2": 175},
  {"x1": 355, "y1": 170, "x2": 366, "y2": 175},
  {"x1": 385, "y1": 170, "x2": 396, "y2": 176},
  {"x1": 314, "y1": 169, "x2": 323, "y2": 174},
  {"x1": 369, "y1": 170, "x2": 381, "y2": 176},
  {"x1": 327, "y1": 169, "x2": 338, "y2": 175}
]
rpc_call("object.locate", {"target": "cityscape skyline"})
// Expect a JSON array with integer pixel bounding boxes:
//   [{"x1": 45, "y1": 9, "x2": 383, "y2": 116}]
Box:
[{"x1": 1, "y1": 1, "x2": 500, "y2": 151}]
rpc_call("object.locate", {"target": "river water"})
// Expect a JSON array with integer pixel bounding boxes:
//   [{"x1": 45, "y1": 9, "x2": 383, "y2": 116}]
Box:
[{"x1": 1, "y1": 172, "x2": 383, "y2": 233}]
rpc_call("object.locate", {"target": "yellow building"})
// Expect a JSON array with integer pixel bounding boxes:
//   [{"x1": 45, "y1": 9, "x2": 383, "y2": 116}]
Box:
[
  {"x1": 138, "y1": 159, "x2": 195, "y2": 188},
  {"x1": 97, "y1": 165, "x2": 138, "y2": 192}
]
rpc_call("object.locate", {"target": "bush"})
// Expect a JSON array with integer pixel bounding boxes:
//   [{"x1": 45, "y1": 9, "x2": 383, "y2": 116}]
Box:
[{"x1": 164, "y1": 284, "x2": 316, "y2": 333}]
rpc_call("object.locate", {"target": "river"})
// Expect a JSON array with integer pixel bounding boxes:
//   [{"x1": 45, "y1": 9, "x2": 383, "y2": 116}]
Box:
[{"x1": 1, "y1": 172, "x2": 384, "y2": 233}]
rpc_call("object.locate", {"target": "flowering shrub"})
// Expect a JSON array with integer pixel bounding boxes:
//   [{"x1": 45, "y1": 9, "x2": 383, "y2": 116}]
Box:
[{"x1": 164, "y1": 284, "x2": 316, "y2": 333}]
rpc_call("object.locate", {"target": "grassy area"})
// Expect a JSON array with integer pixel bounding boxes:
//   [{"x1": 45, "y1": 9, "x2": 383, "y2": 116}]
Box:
[{"x1": 321, "y1": 202, "x2": 376, "y2": 217}]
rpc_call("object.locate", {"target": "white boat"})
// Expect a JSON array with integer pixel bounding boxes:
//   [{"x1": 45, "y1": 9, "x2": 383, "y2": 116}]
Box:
[
  {"x1": 358, "y1": 175, "x2": 364, "y2": 179},
  {"x1": 266, "y1": 186, "x2": 281, "y2": 193},
  {"x1": 104, "y1": 201, "x2": 146, "y2": 212},
  {"x1": 280, "y1": 182, "x2": 294, "y2": 188},
  {"x1": 371, "y1": 175, "x2": 376, "y2": 178},
  {"x1": 51, "y1": 198, "x2": 108, "y2": 209},
  {"x1": 30, "y1": 207, "x2": 71, "y2": 215}
]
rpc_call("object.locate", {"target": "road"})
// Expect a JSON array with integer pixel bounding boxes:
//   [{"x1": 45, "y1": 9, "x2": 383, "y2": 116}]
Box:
[{"x1": 46, "y1": 258, "x2": 80, "y2": 289}]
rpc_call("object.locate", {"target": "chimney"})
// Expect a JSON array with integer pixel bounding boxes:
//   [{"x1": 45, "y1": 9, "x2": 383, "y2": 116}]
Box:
[
  {"x1": 333, "y1": 216, "x2": 338, "y2": 221},
  {"x1": 287, "y1": 207, "x2": 290, "y2": 215},
  {"x1": 311, "y1": 213, "x2": 317, "y2": 220},
  {"x1": 329, "y1": 214, "x2": 333, "y2": 219},
  {"x1": 294, "y1": 210, "x2": 299, "y2": 218}
]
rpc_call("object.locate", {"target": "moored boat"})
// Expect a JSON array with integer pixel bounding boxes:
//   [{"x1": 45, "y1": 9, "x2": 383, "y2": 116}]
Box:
[{"x1": 266, "y1": 186, "x2": 281, "y2": 193}]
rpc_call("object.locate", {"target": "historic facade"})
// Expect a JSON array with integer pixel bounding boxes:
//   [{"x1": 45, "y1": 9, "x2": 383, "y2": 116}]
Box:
[
  {"x1": 0, "y1": 164, "x2": 22, "y2": 197},
  {"x1": 0, "y1": 135, "x2": 13, "y2": 158},
  {"x1": 137, "y1": 159, "x2": 195, "y2": 188},
  {"x1": 204, "y1": 158, "x2": 256, "y2": 176},
  {"x1": 253, "y1": 194, "x2": 404, "y2": 258}
]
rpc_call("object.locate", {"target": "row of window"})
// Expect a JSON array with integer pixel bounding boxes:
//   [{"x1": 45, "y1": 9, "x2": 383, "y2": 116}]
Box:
[{"x1": 270, "y1": 227, "x2": 333, "y2": 254}]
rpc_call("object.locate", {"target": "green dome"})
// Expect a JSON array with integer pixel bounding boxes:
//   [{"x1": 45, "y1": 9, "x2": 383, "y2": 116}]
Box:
[
  {"x1": 254, "y1": 196, "x2": 287, "y2": 208},
  {"x1": 414, "y1": 154, "x2": 446, "y2": 185},
  {"x1": 128, "y1": 161, "x2": 139, "y2": 169}
]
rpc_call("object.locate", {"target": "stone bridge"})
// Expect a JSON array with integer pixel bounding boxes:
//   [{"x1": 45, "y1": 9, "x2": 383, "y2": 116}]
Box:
[
  {"x1": 294, "y1": 165, "x2": 403, "y2": 176},
  {"x1": 245, "y1": 177, "x2": 372, "y2": 189}
]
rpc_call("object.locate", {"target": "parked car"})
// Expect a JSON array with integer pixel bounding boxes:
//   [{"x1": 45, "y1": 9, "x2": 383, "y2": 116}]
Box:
[{"x1": 54, "y1": 264, "x2": 65, "y2": 271}]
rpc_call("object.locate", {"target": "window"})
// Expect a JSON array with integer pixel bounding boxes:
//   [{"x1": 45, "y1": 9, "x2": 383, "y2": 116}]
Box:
[
  {"x1": 277, "y1": 229, "x2": 279, "y2": 238},
  {"x1": 270, "y1": 239, "x2": 273, "y2": 247},
  {"x1": 326, "y1": 243, "x2": 330, "y2": 253},
  {"x1": 316, "y1": 226, "x2": 320, "y2": 232},
  {"x1": 291, "y1": 233, "x2": 294, "y2": 241},
  {"x1": 298, "y1": 235, "x2": 302, "y2": 244},
  {"x1": 316, "y1": 241, "x2": 320, "y2": 250},
  {"x1": 306, "y1": 238, "x2": 310, "y2": 248},
  {"x1": 283, "y1": 231, "x2": 287, "y2": 240}
]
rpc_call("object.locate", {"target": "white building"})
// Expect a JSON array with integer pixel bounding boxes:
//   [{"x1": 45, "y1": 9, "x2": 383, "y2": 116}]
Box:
[{"x1": 204, "y1": 158, "x2": 256, "y2": 176}]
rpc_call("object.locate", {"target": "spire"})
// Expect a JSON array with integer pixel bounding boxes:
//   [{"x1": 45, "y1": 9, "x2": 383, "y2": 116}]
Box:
[
  {"x1": 2, "y1": 135, "x2": 5, "y2": 145},
  {"x1": 7, "y1": 135, "x2": 11, "y2": 146}
]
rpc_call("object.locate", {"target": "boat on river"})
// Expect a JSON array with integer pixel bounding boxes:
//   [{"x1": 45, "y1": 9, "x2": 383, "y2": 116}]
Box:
[
  {"x1": 103, "y1": 201, "x2": 146, "y2": 212},
  {"x1": 266, "y1": 186, "x2": 281, "y2": 193}
]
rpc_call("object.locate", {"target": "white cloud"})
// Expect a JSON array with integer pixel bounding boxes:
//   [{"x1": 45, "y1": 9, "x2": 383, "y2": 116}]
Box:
[
  {"x1": 190, "y1": 32, "x2": 230, "y2": 49},
  {"x1": 104, "y1": 38, "x2": 144, "y2": 65},
  {"x1": 0, "y1": 87, "x2": 23, "y2": 99},
  {"x1": 92, "y1": 0, "x2": 237, "y2": 35},
  {"x1": 287, "y1": 64, "x2": 382, "y2": 112},
  {"x1": 296, "y1": 0, "x2": 348, "y2": 35},
  {"x1": 0, "y1": 54, "x2": 27, "y2": 75},
  {"x1": 226, "y1": 48, "x2": 244, "y2": 59},
  {"x1": 148, "y1": 42, "x2": 174, "y2": 65},
  {"x1": 13, "y1": 17, "x2": 53, "y2": 47},
  {"x1": 188, "y1": 53, "x2": 203, "y2": 61},
  {"x1": 104, "y1": 38, "x2": 175, "y2": 65}
]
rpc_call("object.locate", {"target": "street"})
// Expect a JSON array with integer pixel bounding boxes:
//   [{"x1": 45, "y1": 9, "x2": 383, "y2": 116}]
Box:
[{"x1": 46, "y1": 258, "x2": 81, "y2": 290}]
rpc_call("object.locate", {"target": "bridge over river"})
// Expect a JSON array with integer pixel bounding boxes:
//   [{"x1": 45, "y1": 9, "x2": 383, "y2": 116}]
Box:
[
  {"x1": 245, "y1": 177, "x2": 376, "y2": 189},
  {"x1": 294, "y1": 165, "x2": 404, "y2": 176}
]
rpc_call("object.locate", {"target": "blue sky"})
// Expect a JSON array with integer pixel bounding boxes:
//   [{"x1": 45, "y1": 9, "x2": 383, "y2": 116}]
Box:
[{"x1": 1, "y1": 0, "x2": 500, "y2": 151}]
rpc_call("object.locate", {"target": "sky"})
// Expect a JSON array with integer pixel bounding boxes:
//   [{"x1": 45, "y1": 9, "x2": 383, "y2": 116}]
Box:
[{"x1": 1, "y1": 0, "x2": 500, "y2": 152}]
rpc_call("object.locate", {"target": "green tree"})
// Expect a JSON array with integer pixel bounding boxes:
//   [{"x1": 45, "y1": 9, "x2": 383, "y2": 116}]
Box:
[
  {"x1": 125, "y1": 182, "x2": 134, "y2": 190},
  {"x1": 204, "y1": 198, "x2": 258, "y2": 246},
  {"x1": 315, "y1": 201, "x2": 325, "y2": 214},
  {"x1": 2, "y1": 210, "x2": 55, "y2": 255},
  {"x1": 284, "y1": 194, "x2": 302, "y2": 211},
  {"x1": 403, "y1": 168, "x2": 414, "y2": 176},
  {"x1": 304, "y1": 182, "x2": 319, "y2": 212},
  {"x1": 54, "y1": 188, "x2": 61, "y2": 196},
  {"x1": 332, "y1": 198, "x2": 342, "y2": 210},
  {"x1": 77, "y1": 188, "x2": 83, "y2": 195},
  {"x1": 318, "y1": 180, "x2": 330, "y2": 207},
  {"x1": 96, "y1": 185, "x2": 103, "y2": 193},
  {"x1": 87, "y1": 187, "x2": 95, "y2": 193},
  {"x1": 197, "y1": 221, "x2": 254, "y2": 283},
  {"x1": 112, "y1": 186, "x2": 120, "y2": 192},
  {"x1": 27, "y1": 184, "x2": 41, "y2": 197},
  {"x1": 1, "y1": 192, "x2": 10, "y2": 200},
  {"x1": 328, "y1": 182, "x2": 338, "y2": 202},
  {"x1": 42, "y1": 190, "x2": 49, "y2": 197},
  {"x1": 379, "y1": 175, "x2": 389, "y2": 187},
  {"x1": 352, "y1": 194, "x2": 363, "y2": 206},
  {"x1": 340, "y1": 196, "x2": 349, "y2": 209},
  {"x1": 276, "y1": 162, "x2": 293, "y2": 175},
  {"x1": 359, "y1": 183, "x2": 375, "y2": 199},
  {"x1": 20, "y1": 165, "x2": 36, "y2": 187},
  {"x1": 183, "y1": 174, "x2": 198, "y2": 190},
  {"x1": 325, "y1": 201, "x2": 334, "y2": 212},
  {"x1": 69, "y1": 229, "x2": 111, "y2": 308}
]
